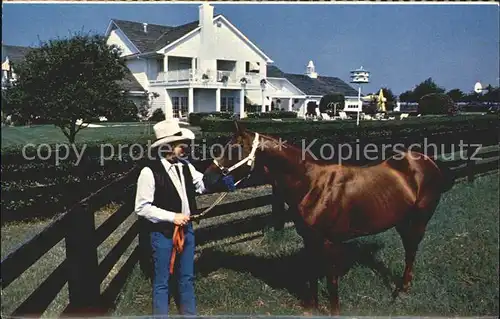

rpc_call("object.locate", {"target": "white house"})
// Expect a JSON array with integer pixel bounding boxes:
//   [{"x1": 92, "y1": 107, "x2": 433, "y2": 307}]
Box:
[
  {"x1": 1, "y1": 44, "x2": 33, "y2": 89},
  {"x1": 105, "y1": 3, "x2": 359, "y2": 119},
  {"x1": 3, "y1": 3, "x2": 360, "y2": 120},
  {"x1": 105, "y1": 3, "x2": 273, "y2": 119},
  {"x1": 264, "y1": 63, "x2": 360, "y2": 117}
]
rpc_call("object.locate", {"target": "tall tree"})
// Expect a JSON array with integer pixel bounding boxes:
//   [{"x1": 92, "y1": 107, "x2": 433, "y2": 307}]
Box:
[
  {"x1": 446, "y1": 88, "x2": 465, "y2": 102},
  {"x1": 412, "y1": 77, "x2": 446, "y2": 102},
  {"x1": 3, "y1": 32, "x2": 131, "y2": 143},
  {"x1": 482, "y1": 85, "x2": 500, "y2": 103},
  {"x1": 399, "y1": 90, "x2": 415, "y2": 103}
]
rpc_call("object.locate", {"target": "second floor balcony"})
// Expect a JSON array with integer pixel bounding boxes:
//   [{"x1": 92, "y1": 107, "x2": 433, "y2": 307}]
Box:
[{"x1": 150, "y1": 68, "x2": 260, "y2": 86}]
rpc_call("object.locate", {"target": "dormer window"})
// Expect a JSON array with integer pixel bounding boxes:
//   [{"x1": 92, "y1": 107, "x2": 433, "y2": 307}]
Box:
[{"x1": 246, "y1": 61, "x2": 260, "y2": 74}]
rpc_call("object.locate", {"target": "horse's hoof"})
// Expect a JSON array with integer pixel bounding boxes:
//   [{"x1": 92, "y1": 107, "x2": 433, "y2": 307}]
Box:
[
  {"x1": 301, "y1": 300, "x2": 319, "y2": 310},
  {"x1": 401, "y1": 283, "x2": 411, "y2": 293},
  {"x1": 392, "y1": 287, "x2": 400, "y2": 300},
  {"x1": 392, "y1": 285, "x2": 410, "y2": 300}
]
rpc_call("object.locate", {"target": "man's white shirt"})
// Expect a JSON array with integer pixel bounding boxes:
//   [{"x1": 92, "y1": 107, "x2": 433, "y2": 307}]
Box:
[{"x1": 134, "y1": 158, "x2": 205, "y2": 223}]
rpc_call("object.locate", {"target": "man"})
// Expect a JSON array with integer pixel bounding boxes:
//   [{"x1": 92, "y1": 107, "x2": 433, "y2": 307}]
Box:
[{"x1": 135, "y1": 119, "x2": 205, "y2": 316}]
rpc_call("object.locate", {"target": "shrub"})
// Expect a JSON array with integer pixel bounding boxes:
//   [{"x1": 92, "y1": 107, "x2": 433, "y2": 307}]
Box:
[
  {"x1": 108, "y1": 99, "x2": 140, "y2": 122},
  {"x1": 188, "y1": 112, "x2": 234, "y2": 126},
  {"x1": 419, "y1": 93, "x2": 458, "y2": 115},
  {"x1": 363, "y1": 100, "x2": 378, "y2": 115},
  {"x1": 150, "y1": 108, "x2": 166, "y2": 122},
  {"x1": 319, "y1": 93, "x2": 345, "y2": 114},
  {"x1": 199, "y1": 114, "x2": 498, "y2": 136}
]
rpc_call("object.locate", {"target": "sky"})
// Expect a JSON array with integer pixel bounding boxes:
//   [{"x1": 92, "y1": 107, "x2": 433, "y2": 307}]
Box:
[{"x1": 2, "y1": 2, "x2": 499, "y2": 95}]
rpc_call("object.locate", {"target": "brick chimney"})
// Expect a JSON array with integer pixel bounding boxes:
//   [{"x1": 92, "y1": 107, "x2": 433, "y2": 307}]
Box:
[{"x1": 198, "y1": 3, "x2": 215, "y2": 73}]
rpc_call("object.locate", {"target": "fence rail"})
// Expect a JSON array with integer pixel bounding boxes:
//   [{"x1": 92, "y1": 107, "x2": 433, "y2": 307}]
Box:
[{"x1": 1, "y1": 142, "x2": 498, "y2": 317}]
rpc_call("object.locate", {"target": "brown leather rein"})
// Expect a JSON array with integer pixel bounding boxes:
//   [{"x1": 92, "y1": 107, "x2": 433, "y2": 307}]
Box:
[
  {"x1": 168, "y1": 172, "x2": 252, "y2": 274},
  {"x1": 169, "y1": 133, "x2": 261, "y2": 274}
]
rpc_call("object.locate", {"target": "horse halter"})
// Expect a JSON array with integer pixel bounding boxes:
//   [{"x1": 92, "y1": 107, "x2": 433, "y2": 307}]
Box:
[{"x1": 213, "y1": 132, "x2": 260, "y2": 178}]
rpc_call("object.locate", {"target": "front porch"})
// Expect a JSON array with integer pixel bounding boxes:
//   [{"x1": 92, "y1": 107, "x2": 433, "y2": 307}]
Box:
[{"x1": 165, "y1": 86, "x2": 247, "y2": 119}]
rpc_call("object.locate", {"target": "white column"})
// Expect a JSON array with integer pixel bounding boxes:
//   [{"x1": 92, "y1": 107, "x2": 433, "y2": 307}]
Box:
[
  {"x1": 261, "y1": 90, "x2": 265, "y2": 113},
  {"x1": 239, "y1": 89, "x2": 245, "y2": 119},
  {"x1": 164, "y1": 55, "x2": 169, "y2": 73},
  {"x1": 188, "y1": 88, "x2": 194, "y2": 114},
  {"x1": 288, "y1": 98, "x2": 293, "y2": 111},
  {"x1": 215, "y1": 88, "x2": 221, "y2": 112},
  {"x1": 191, "y1": 58, "x2": 196, "y2": 79}
]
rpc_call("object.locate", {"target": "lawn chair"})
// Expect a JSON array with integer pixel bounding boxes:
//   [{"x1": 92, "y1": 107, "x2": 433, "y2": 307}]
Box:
[
  {"x1": 339, "y1": 111, "x2": 349, "y2": 120},
  {"x1": 320, "y1": 113, "x2": 332, "y2": 120},
  {"x1": 400, "y1": 113, "x2": 409, "y2": 120}
]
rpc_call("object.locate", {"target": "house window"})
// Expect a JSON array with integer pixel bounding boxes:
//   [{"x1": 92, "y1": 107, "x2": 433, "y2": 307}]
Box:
[
  {"x1": 172, "y1": 97, "x2": 180, "y2": 118},
  {"x1": 172, "y1": 96, "x2": 189, "y2": 118},
  {"x1": 221, "y1": 96, "x2": 234, "y2": 113}
]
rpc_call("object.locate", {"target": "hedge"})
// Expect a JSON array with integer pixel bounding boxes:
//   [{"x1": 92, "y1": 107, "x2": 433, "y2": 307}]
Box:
[
  {"x1": 418, "y1": 93, "x2": 457, "y2": 115},
  {"x1": 188, "y1": 112, "x2": 235, "y2": 126},
  {"x1": 188, "y1": 111, "x2": 297, "y2": 126},
  {"x1": 246, "y1": 111, "x2": 297, "y2": 119},
  {"x1": 199, "y1": 114, "x2": 498, "y2": 135}
]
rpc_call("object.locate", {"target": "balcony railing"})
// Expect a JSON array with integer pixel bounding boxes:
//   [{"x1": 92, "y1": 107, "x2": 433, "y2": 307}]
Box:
[
  {"x1": 151, "y1": 69, "x2": 193, "y2": 84},
  {"x1": 150, "y1": 68, "x2": 256, "y2": 85},
  {"x1": 216, "y1": 70, "x2": 237, "y2": 83}
]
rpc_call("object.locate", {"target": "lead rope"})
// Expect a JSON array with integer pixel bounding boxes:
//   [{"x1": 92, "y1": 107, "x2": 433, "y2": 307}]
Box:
[
  {"x1": 169, "y1": 174, "x2": 250, "y2": 274},
  {"x1": 170, "y1": 133, "x2": 261, "y2": 274}
]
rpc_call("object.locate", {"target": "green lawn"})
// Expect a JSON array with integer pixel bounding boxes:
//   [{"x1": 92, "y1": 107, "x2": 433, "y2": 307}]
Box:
[
  {"x1": 114, "y1": 172, "x2": 499, "y2": 317},
  {"x1": 1, "y1": 122, "x2": 152, "y2": 148},
  {"x1": 1, "y1": 122, "x2": 202, "y2": 149}
]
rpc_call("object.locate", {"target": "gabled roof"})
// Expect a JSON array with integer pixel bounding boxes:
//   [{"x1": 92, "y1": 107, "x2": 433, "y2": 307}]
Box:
[
  {"x1": 151, "y1": 20, "x2": 203, "y2": 52},
  {"x1": 107, "y1": 14, "x2": 274, "y2": 63},
  {"x1": 110, "y1": 19, "x2": 174, "y2": 53},
  {"x1": 2, "y1": 44, "x2": 35, "y2": 63},
  {"x1": 109, "y1": 16, "x2": 220, "y2": 54},
  {"x1": 267, "y1": 65, "x2": 285, "y2": 78},
  {"x1": 266, "y1": 65, "x2": 358, "y2": 97}
]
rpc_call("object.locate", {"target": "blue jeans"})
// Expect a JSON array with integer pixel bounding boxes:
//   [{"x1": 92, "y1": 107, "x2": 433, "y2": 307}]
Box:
[{"x1": 150, "y1": 223, "x2": 196, "y2": 317}]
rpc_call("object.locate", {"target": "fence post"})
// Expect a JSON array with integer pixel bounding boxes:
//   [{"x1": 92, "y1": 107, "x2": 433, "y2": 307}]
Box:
[
  {"x1": 272, "y1": 184, "x2": 286, "y2": 231},
  {"x1": 466, "y1": 144, "x2": 476, "y2": 183},
  {"x1": 65, "y1": 202, "x2": 101, "y2": 313}
]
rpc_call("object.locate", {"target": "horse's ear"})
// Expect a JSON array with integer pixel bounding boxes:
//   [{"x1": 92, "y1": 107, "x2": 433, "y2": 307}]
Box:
[{"x1": 233, "y1": 120, "x2": 245, "y2": 135}]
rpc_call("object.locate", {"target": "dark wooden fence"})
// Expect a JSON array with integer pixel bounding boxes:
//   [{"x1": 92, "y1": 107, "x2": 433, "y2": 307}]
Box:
[{"x1": 1, "y1": 142, "x2": 498, "y2": 317}]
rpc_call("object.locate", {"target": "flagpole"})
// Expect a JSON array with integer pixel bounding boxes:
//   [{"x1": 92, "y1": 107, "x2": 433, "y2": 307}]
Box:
[{"x1": 357, "y1": 86, "x2": 361, "y2": 126}]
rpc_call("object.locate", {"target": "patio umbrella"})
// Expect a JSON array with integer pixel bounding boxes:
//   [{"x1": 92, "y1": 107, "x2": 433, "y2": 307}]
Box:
[
  {"x1": 377, "y1": 89, "x2": 387, "y2": 112},
  {"x1": 2, "y1": 57, "x2": 10, "y2": 71}
]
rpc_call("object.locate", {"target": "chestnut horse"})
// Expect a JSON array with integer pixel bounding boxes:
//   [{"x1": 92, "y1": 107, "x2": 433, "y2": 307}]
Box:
[{"x1": 202, "y1": 121, "x2": 454, "y2": 315}]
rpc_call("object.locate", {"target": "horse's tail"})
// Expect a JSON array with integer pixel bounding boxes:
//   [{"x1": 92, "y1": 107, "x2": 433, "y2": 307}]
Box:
[{"x1": 435, "y1": 160, "x2": 456, "y2": 193}]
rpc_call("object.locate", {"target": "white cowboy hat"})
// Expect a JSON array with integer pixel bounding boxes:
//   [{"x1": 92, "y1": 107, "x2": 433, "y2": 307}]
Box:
[{"x1": 150, "y1": 119, "x2": 195, "y2": 148}]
